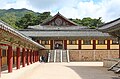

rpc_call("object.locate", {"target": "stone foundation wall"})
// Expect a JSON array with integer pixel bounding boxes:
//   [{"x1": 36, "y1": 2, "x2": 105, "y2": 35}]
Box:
[{"x1": 69, "y1": 50, "x2": 119, "y2": 61}]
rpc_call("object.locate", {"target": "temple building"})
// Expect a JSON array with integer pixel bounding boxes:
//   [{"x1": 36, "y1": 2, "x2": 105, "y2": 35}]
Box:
[
  {"x1": 98, "y1": 18, "x2": 120, "y2": 58},
  {"x1": 19, "y1": 13, "x2": 119, "y2": 62},
  {"x1": 0, "y1": 12, "x2": 119, "y2": 77},
  {"x1": 0, "y1": 20, "x2": 44, "y2": 76}
]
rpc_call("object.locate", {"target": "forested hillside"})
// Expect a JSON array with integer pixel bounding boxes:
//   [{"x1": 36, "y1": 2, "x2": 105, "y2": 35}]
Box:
[
  {"x1": 0, "y1": 8, "x2": 50, "y2": 29},
  {"x1": 0, "y1": 8, "x2": 104, "y2": 29}
]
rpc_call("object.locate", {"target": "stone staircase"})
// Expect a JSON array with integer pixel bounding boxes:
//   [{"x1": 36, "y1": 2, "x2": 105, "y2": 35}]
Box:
[
  {"x1": 62, "y1": 50, "x2": 67, "y2": 62},
  {"x1": 48, "y1": 50, "x2": 69, "y2": 63}
]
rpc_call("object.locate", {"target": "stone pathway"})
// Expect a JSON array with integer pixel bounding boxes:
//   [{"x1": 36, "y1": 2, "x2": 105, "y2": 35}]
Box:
[{"x1": 0, "y1": 62, "x2": 118, "y2": 79}]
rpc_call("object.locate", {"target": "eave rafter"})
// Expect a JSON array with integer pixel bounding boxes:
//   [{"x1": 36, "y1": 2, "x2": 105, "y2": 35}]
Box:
[{"x1": 0, "y1": 28, "x2": 41, "y2": 50}]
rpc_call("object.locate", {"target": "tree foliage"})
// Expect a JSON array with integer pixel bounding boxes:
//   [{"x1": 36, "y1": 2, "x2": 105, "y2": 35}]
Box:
[
  {"x1": 16, "y1": 12, "x2": 51, "y2": 29},
  {"x1": 70, "y1": 17, "x2": 104, "y2": 29},
  {"x1": 0, "y1": 8, "x2": 104, "y2": 29},
  {"x1": 16, "y1": 13, "x2": 36, "y2": 29},
  {"x1": 0, "y1": 8, "x2": 40, "y2": 29}
]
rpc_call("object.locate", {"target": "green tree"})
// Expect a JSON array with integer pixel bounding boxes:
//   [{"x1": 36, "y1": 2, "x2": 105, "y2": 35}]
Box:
[
  {"x1": 16, "y1": 12, "x2": 51, "y2": 29},
  {"x1": 35, "y1": 12, "x2": 51, "y2": 25},
  {"x1": 70, "y1": 17, "x2": 104, "y2": 29},
  {"x1": 16, "y1": 13, "x2": 36, "y2": 29}
]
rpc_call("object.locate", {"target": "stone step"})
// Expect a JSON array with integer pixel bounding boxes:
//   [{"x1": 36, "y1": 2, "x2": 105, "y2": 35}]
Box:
[{"x1": 48, "y1": 50, "x2": 69, "y2": 63}]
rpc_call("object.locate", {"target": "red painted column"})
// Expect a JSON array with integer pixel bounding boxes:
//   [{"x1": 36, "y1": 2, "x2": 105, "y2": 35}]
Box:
[
  {"x1": 107, "y1": 40, "x2": 110, "y2": 50},
  {"x1": 50, "y1": 40, "x2": 53, "y2": 50},
  {"x1": 7, "y1": 46, "x2": 13, "y2": 73},
  {"x1": 33, "y1": 51, "x2": 35, "y2": 63},
  {"x1": 0, "y1": 48, "x2": 2, "y2": 77},
  {"x1": 30, "y1": 50, "x2": 32, "y2": 64},
  {"x1": 28, "y1": 50, "x2": 30, "y2": 64},
  {"x1": 37, "y1": 51, "x2": 39, "y2": 61},
  {"x1": 27, "y1": 49, "x2": 29, "y2": 65},
  {"x1": 22, "y1": 48, "x2": 26, "y2": 67},
  {"x1": 36, "y1": 51, "x2": 38, "y2": 61},
  {"x1": 37, "y1": 40, "x2": 39, "y2": 43},
  {"x1": 31, "y1": 50, "x2": 33, "y2": 64},
  {"x1": 64, "y1": 40, "x2": 67, "y2": 50},
  {"x1": 16, "y1": 47, "x2": 20, "y2": 69},
  {"x1": 35, "y1": 51, "x2": 37, "y2": 62},
  {"x1": 93, "y1": 40, "x2": 96, "y2": 50},
  {"x1": 78, "y1": 40, "x2": 81, "y2": 50}
]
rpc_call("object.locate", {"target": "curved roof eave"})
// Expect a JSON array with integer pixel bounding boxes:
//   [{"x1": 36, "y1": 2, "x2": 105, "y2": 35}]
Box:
[{"x1": 0, "y1": 20, "x2": 45, "y2": 49}]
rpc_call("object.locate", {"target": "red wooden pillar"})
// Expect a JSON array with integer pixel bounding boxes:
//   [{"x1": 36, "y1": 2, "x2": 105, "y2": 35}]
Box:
[
  {"x1": 37, "y1": 40, "x2": 39, "y2": 43},
  {"x1": 0, "y1": 48, "x2": 2, "y2": 77},
  {"x1": 35, "y1": 51, "x2": 37, "y2": 62},
  {"x1": 30, "y1": 50, "x2": 32, "y2": 64},
  {"x1": 36, "y1": 52, "x2": 38, "y2": 61},
  {"x1": 36, "y1": 51, "x2": 39, "y2": 61},
  {"x1": 64, "y1": 40, "x2": 67, "y2": 50},
  {"x1": 28, "y1": 50, "x2": 30, "y2": 64},
  {"x1": 107, "y1": 40, "x2": 110, "y2": 50},
  {"x1": 78, "y1": 40, "x2": 81, "y2": 50},
  {"x1": 37, "y1": 51, "x2": 39, "y2": 61},
  {"x1": 33, "y1": 51, "x2": 35, "y2": 63},
  {"x1": 31, "y1": 50, "x2": 33, "y2": 64},
  {"x1": 7, "y1": 46, "x2": 13, "y2": 73},
  {"x1": 27, "y1": 49, "x2": 29, "y2": 65},
  {"x1": 50, "y1": 40, "x2": 53, "y2": 50},
  {"x1": 22, "y1": 48, "x2": 26, "y2": 67},
  {"x1": 16, "y1": 47, "x2": 20, "y2": 69},
  {"x1": 93, "y1": 40, "x2": 96, "y2": 50}
]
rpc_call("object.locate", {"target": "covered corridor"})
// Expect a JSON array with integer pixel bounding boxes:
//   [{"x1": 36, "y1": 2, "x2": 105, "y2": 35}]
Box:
[{"x1": 0, "y1": 20, "x2": 45, "y2": 77}]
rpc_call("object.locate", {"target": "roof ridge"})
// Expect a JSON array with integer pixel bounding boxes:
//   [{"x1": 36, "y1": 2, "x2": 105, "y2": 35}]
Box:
[{"x1": 41, "y1": 12, "x2": 78, "y2": 26}]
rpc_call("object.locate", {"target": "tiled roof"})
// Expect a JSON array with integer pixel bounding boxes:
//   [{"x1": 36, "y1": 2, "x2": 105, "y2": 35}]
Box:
[
  {"x1": 98, "y1": 18, "x2": 120, "y2": 32},
  {"x1": 20, "y1": 25, "x2": 89, "y2": 31},
  {"x1": 0, "y1": 20, "x2": 45, "y2": 49},
  {"x1": 19, "y1": 29, "x2": 110, "y2": 37},
  {"x1": 41, "y1": 12, "x2": 78, "y2": 26}
]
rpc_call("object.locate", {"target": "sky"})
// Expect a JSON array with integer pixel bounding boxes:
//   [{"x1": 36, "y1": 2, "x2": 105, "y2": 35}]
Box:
[{"x1": 0, "y1": 0, "x2": 120, "y2": 22}]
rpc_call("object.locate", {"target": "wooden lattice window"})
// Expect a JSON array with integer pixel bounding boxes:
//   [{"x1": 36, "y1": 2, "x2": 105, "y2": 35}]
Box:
[
  {"x1": 112, "y1": 40, "x2": 118, "y2": 44},
  {"x1": 98, "y1": 40, "x2": 105, "y2": 45},
  {"x1": 41, "y1": 40, "x2": 49, "y2": 45},
  {"x1": 83, "y1": 40, "x2": 91, "y2": 45},
  {"x1": 69, "y1": 40, "x2": 77, "y2": 45}
]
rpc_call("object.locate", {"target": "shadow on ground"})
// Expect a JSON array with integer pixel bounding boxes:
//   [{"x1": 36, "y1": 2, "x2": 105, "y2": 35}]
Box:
[{"x1": 66, "y1": 66, "x2": 117, "y2": 79}]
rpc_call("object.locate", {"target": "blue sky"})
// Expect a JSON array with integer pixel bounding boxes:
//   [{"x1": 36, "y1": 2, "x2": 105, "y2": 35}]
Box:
[{"x1": 0, "y1": 0, "x2": 120, "y2": 22}]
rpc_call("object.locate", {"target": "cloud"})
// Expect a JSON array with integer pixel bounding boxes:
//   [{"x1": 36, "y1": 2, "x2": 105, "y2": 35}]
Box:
[
  {"x1": 27, "y1": 0, "x2": 78, "y2": 12},
  {"x1": 0, "y1": 0, "x2": 120, "y2": 22}
]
